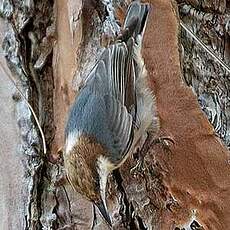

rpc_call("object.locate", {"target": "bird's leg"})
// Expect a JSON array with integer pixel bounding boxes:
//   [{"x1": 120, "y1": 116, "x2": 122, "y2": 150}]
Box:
[
  {"x1": 141, "y1": 133, "x2": 174, "y2": 156},
  {"x1": 48, "y1": 147, "x2": 64, "y2": 165},
  {"x1": 130, "y1": 132, "x2": 149, "y2": 174},
  {"x1": 47, "y1": 148, "x2": 69, "y2": 187},
  {"x1": 151, "y1": 136, "x2": 175, "y2": 153},
  {"x1": 53, "y1": 164, "x2": 69, "y2": 187},
  {"x1": 54, "y1": 173, "x2": 68, "y2": 187},
  {"x1": 131, "y1": 132, "x2": 174, "y2": 174}
]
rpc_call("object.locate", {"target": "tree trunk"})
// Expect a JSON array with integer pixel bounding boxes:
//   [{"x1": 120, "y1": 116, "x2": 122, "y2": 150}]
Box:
[{"x1": 0, "y1": 0, "x2": 229, "y2": 229}]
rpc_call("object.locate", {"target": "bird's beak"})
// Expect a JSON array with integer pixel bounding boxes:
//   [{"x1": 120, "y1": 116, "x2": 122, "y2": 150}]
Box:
[{"x1": 94, "y1": 200, "x2": 112, "y2": 227}]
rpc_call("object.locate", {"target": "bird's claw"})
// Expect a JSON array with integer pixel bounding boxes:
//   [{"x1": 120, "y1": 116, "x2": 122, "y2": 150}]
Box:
[
  {"x1": 130, "y1": 158, "x2": 145, "y2": 175},
  {"x1": 152, "y1": 136, "x2": 175, "y2": 153},
  {"x1": 54, "y1": 174, "x2": 68, "y2": 187},
  {"x1": 130, "y1": 135, "x2": 174, "y2": 175},
  {"x1": 48, "y1": 147, "x2": 64, "y2": 165}
]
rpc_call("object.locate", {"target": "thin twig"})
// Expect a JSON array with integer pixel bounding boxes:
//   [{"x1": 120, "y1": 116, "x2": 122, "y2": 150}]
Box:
[
  {"x1": 180, "y1": 21, "x2": 230, "y2": 74},
  {"x1": 0, "y1": 62, "x2": 47, "y2": 155}
]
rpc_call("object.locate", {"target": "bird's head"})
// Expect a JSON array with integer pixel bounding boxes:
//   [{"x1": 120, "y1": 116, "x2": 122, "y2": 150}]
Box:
[{"x1": 64, "y1": 134, "x2": 113, "y2": 227}]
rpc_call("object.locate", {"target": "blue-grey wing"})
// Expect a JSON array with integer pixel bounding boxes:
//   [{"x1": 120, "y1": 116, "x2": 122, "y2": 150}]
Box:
[
  {"x1": 65, "y1": 1, "x2": 150, "y2": 163},
  {"x1": 65, "y1": 88, "x2": 133, "y2": 162},
  {"x1": 65, "y1": 42, "x2": 135, "y2": 162},
  {"x1": 86, "y1": 42, "x2": 133, "y2": 104},
  {"x1": 65, "y1": 89, "x2": 112, "y2": 146},
  {"x1": 88, "y1": 47, "x2": 135, "y2": 159},
  {"x1": 103, "y1": 95, "x2": 133, "y2": 162},
  {"x1": 91, "y1": 43, "x2": 135, "y2": 161}
]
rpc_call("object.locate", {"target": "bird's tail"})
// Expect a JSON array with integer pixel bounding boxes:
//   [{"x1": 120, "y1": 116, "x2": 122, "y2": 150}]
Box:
[{"x1": 120, "y1": 1, "x2": 150, "y2": 42}]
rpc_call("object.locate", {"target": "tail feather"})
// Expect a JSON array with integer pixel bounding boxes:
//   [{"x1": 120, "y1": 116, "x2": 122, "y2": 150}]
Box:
[{"x1": 123, "y1": 1, "x2": 150, "y2": 41}]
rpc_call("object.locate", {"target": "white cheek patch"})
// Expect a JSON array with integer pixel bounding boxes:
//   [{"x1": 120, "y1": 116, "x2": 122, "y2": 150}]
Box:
[{"x1": 65, "y1": 131, "x2": 82, "y2": 154}]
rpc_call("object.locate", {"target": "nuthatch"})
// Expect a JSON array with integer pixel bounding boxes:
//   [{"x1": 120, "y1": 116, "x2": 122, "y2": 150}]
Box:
[{"x1": 64, "y1": 1, "x2": 159, "y2": 227}]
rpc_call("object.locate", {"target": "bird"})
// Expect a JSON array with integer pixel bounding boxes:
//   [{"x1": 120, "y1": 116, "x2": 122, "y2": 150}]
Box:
[{"x1": 63, "y1": 0, "x2": 159, "y2": 227}]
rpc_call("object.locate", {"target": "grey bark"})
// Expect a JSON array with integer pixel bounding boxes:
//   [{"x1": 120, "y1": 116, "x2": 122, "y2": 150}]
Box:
[{"x1": 178, "y1": 0, "x2": 230, "y2": 149}]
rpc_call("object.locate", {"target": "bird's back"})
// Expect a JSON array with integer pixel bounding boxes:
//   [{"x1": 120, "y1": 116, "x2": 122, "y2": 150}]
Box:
[
  {"x1": 65, "y1": 43, "x2": 133, "y2": 163},
  {"x1": 65, "y1": 1, "x2": 152, "y2": 165},
  {"x1": 63, "y1": 2, "x2": 159, "y2": 226}
]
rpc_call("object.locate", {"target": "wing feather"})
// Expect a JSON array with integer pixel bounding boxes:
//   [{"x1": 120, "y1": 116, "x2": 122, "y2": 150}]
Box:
[
  {"x1": 76, "y1": 41, "x2": 136, "y2": 161},
  {"x1": 103, "y1": 95, "x2": 133, "y2": 157},
  {"x1": 93, "y1": 43, "x2": 135, "y2": 159},
  {"x1": 66, "y1": 1, "x2": 151, "y2": 165}
]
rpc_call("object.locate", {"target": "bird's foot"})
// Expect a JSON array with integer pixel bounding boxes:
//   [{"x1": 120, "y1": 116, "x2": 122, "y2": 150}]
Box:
[
  {"x1": 130, "y1": 157, "x2": 145, "y2": 174},
  {"x1": 130, "y1": 134, "x2": 174, "y2": 175},
  {"x1": 54, "y1": 174, "x2": 68, "y2": 187},
  {"x1": 130, "y1": 133, "x2": 151, "y2": 174},
  {"x1": 48, "y1": 147, "x2": 64, "y2": 165},
  {"x1": 151, "y1": 136, "x2": 175, "y2": 153},
  {"x1": 47, "y1": 148, "x2": 68, "y2": 187}
]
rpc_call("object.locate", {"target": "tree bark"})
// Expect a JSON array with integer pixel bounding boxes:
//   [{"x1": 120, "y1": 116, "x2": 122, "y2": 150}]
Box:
[{"x1": 0, "y1": 0, "x2": 229, "y2": 229}]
